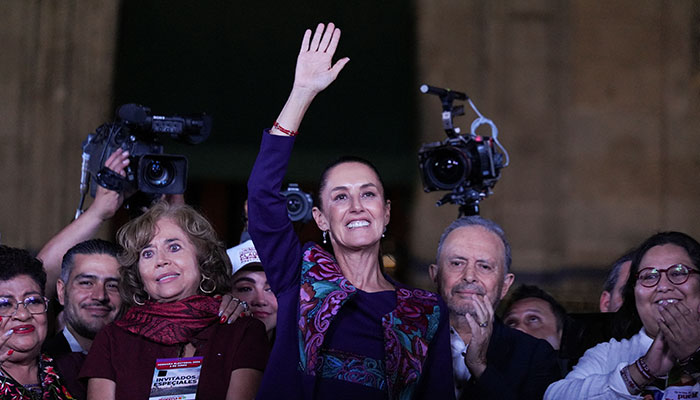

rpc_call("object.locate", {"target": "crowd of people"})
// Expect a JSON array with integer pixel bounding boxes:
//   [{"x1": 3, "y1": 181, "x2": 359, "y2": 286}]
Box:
[{"x1": 0, "y1": 22, "x2": 698, "y2": 399}]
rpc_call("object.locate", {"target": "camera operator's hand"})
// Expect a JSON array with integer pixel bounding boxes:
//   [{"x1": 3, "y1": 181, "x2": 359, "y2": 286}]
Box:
[
  {"x1": 90, "y1": 148, "x2": 130, "y2": 221},
  {"x1": 37, "y1": 148, "x2": 130, "y2": 300}
]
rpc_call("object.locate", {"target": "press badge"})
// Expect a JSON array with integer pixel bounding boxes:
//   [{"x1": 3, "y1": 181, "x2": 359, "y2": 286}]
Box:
[{"x1": 149, "y1": 357, "x2": 203, "y2": 400}]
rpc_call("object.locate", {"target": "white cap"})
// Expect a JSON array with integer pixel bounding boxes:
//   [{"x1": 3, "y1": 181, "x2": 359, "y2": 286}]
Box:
[{"x1": 227, "y1": 240, "x2": 263, "y2": 275}]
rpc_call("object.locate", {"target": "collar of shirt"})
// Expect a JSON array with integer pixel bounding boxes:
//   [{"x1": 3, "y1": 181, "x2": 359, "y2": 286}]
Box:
[
  {"x1": 451, "y1": 326, "x2": 471, "y2": 399},
  {"x1": 62, "y1": 327, "x2": 87, "y2": 354}
]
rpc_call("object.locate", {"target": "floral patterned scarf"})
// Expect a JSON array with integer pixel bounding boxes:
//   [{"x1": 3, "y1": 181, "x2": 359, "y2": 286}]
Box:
[
  {"x1": 0, "y1": 354, "x2": 73, "y2": 400},
  {"x1": 115, "y1": 295, "x2": 220, "y2": 345}
]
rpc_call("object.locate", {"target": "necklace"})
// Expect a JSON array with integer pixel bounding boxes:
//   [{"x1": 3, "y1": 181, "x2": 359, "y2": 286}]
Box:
[{"x1": 0, "y1": 365, "x2": 41, "y2": 399}]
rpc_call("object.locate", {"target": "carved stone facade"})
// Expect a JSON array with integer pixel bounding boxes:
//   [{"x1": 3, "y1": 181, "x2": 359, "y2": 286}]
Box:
[
  {"x1": 0, "y1": 1, "x2": 119, "y2": 250},
  {"x1": 412, "y1": 0, "x2": 700, "y2": 309}
]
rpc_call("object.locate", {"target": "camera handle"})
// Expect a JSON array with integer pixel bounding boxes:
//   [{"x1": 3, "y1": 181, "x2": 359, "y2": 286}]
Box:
[
  {"x1": 420, "y1": 84, "x2": 467, "y2": 138},
  {"x1": 436, "y1": 186, "x2": 484, "y2": 217}
]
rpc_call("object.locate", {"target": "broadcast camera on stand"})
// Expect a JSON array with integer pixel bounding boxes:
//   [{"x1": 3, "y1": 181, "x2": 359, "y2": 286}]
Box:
[
  {"x1": 418, "y1": 85, "x2": 509, "y2": 216},
  {"x1": 75, "y1": 104, "x2": 212, "y2": 218}
]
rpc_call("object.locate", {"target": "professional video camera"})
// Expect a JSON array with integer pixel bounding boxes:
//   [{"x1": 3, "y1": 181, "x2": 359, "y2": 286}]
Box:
[
  {"x1": 75, "y1": 103, "x2": 212, "y2": 217},
  {"x1": 281, "y1": 183, "x2": 314, "y2": 223},
  {"x1": 418, "y1": 85, "x2": 509, "y2": 216}
]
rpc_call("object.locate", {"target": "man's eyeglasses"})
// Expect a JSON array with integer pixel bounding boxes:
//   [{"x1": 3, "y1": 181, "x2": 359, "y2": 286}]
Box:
[
  {"x1": 636, "y1": 264, "x2": 700, "y2": 288},
  {"x1": 0, "y1": 296, "x2": 49, "y2": 317}
]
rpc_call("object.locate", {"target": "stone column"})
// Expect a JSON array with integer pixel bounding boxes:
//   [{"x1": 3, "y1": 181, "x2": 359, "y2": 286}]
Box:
[{"x1": 0, "y1": 0, "x2": 120, "y2": 250}]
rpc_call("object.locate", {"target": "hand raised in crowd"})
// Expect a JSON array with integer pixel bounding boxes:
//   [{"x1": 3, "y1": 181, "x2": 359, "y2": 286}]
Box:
[
  {"x1": 643, "y1": 328, "x2": 675, "y2": 377},
  {"x1": 463, "y1": 293, "x2": 494, "y2": 379},
  {"x1": 657, "y1": 301, "x2": 700, "y2": 361},
  {"x1": 89, "y1": 148, "x2": 130, "y2": 221},
  {"x1": 0, "y1": 328, "x2": 13, "y2": 367},
  {"x1": 217, "y1": 294, "x2": 250, "y2": 324},
  {"x1": 292, "y1": 22, "x2": 350, "y2": 97}
]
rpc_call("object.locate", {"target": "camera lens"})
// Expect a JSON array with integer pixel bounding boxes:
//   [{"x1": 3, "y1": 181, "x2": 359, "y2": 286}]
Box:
[
  {"x1": 144, "y1": 160, "x2": 174, "y2": 187},
  {"x1": 426, "y1": 148, "x2": 470, "y2": 190},
  {"x1": 286, "y1": 194, "x2": 303, "y2": 216}
]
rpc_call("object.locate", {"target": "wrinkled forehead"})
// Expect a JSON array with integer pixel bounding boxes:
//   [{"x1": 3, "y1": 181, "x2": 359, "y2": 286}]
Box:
[{"x1": 441, "y1": 226, "x2": 506, "y2": 266}]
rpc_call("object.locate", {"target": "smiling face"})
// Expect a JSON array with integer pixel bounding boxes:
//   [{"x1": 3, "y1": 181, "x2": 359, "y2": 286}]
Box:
[
  {"x1": 503, "y1": 297, "x2": 561, "y2": 350},
  {"x1": 635, "y1": 243, "x2": 700, "y2": 337},
  {"x1": 138, "y1": 218, "x2": 202, "y2": 303},
  {"x1": 430, "y1": 225, "x2": 514, "y2": 318},
  {"x1": 57, "y1": 253, "x2": 121, "y2": 340},
  {"x1": 232, "y1": 270, "x2": 278, "y2": 334},
  {"x1": 0, "y1": 275, "x2": 47, "y2": 361},
  {"x1": 313, "y1": 162, "x2": 390, "y2": 252}
]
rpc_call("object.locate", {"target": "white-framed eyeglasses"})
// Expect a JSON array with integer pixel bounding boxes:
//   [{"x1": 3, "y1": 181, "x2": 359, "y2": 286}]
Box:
[{"x1": 0, "y1": 296, "x2": 49, "y2": 317}]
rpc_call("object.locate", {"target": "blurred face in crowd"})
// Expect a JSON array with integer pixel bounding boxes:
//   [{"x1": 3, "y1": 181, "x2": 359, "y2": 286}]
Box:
[
  {"x1": 600, "y1": 260, "x2": 631, "y2": 313},
  {"x1": 504, "y1": 297, "x2": 562, "y2": 350},
  {"x1": 635, "y1": 244, "x2": 700, "y2": 337},
  {"x1": 313, "y1": 162, "x2": 390, "y2": 252},
  {"x1": 138, "y1": 218, "x2": 202, "y2": 302},
  {"x1": 0, "y1": 275, "x2": 47, "y2": 361},
  {"x1": 430, "y1": 225, "x2": 514, "y2": 318},
  {"x1": 57, "y1": 253, "x2": 121, "y2": 340},
  {"x1": 232, "y1": 270, "x2": 277, "y2": 335}
]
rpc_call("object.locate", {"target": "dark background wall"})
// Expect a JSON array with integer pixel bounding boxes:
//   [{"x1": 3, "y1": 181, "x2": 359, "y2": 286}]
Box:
[{"x1": 2, "y1": 0, "x2": 699, "y2": 311}]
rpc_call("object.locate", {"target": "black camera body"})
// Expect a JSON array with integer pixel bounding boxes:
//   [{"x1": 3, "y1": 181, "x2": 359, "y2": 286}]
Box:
[
  {"x1": 418, "y1": 84, "x2": 508, "y2": 216},
  {"x1": 280, "y1": 183, "x2": 314, "y2": 223},
  {"x1": 83, "y1": 104, "x2": 211, "y2": 197},
  {"x1": 418, "y1": 135, "x2": 503, "y2": 193}
]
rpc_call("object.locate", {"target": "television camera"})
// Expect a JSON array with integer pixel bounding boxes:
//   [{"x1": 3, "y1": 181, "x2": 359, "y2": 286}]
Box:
[{"x1": 418, "y1": 85, "x2": 509, "y2": 216}]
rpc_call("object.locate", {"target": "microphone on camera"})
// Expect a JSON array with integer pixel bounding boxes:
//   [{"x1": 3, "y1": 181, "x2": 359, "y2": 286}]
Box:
[{"x1": 420, "y1": 84, "x2": 468, "y2": 101}]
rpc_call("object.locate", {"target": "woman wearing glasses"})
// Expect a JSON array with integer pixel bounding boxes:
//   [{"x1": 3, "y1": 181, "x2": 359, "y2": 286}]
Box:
[
  {"x1": 546, "y1": 231, "x2": 700, "y2": 399},
  {"x1": 0, "y1": 245, "x2": 73, "y2": 399}
]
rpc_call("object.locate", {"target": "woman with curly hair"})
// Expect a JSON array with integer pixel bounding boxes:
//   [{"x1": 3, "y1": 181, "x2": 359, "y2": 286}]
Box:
[
  {"x1": 81, "y1": 201, "x2": 269, "y2": 399},
  {"x1": 0, "y1": 245, "x2": 73, "y2": 399}
]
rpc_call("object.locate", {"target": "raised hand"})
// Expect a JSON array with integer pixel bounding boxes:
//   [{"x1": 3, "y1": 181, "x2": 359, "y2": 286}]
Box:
[
  {"x1": 271, "y1": 22, "x2": 350, "y2": 137},
  {"x1": 463, "y1": 293, "x2": 494, "y2": 378},
  {"x1": 292, "y1": 23, "x2": 350, "y2": 96},
  {"x1": 0, "y1": 327, "x2": 13, "y2": 366},
  {"x1": 643, "y1": 328, "x2": 675, "y2": 377},
  {"x1": 90, "y1": 148, "x2": 130, "y2": 221}
]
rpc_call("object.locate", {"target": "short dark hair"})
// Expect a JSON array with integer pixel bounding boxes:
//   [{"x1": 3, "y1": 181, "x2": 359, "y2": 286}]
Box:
[
  {"x1": 0, "y1": 245, "x2": 47, "y2": 296},
  {"x1": 602, "y1": 249, "x2": 636, "y2": 293},
  {"x1": 615, "y1": 231, "x2": 700, "y2": 338},
  {"x1": 61, "y1": 239, "x2": 122, "y2": 283},
  {"x1": 503, "y1": 284, "x2": 567, "y2": 333},
  {"x1": 117, "y1": 200, "x2": 232, "y2": 305},
  {"x1": 436, "y1": 216, "x2": 512, "y2": 273},
  {"x1": 316, "y1": 156, "x2": 386, "y2": 211}
]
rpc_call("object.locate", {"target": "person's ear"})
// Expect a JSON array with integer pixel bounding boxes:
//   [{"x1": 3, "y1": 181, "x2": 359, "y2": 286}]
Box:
[
  {"x1": 500, "y1": 273, "x2": 515, "y2": 300},
  {"x1": 599, "y1": 291, "x2": 611, "y2": 313},
  {"x1": 312, "y1": 207, "x2": 329, "y2": 232},
  {"x1": 56, "y1": 279, "x2": 66, "y2": 306},
  {"x1": 384, "y1": 200, "x2": 391, "y2": 225},
  {"x1": 429, "y1": 263, "x2": 439, "y2": 284}
]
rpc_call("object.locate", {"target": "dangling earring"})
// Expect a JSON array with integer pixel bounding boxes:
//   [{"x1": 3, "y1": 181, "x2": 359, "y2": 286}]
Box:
[
  {"x1": 322, "y1": 230, "x2": 329, "y2": 244},
  {"x1": 133, "y1": 292, "x2": 150, "y2": 306},
  {"x1": 199, "y1": 274, "x2": 217, "y2": 294},
  {"x1": 382, "y1": 226, "x2": 387, "y2": 238}
]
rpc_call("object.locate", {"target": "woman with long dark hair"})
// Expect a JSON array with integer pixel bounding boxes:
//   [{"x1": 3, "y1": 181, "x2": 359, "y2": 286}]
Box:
[
  {"x1": 247, "y1": 22, "x2": 453, "y2": 399},
  {"x1": 546, "y1": 231, "x2": 700, "y2": 399}
]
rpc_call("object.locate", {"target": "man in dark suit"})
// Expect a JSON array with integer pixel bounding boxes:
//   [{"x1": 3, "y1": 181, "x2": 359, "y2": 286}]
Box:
[
  {"x1": 43, "y1": 239, "x2": 122, "y2": 399},
  {"x1": 429, "y1": 216, "x2": 560, "y2": 399}
]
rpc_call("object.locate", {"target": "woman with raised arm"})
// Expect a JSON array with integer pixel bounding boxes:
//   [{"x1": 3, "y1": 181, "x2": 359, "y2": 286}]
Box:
[{"x1": 247, "y1": 23, "x2": 454, "y2": 400}]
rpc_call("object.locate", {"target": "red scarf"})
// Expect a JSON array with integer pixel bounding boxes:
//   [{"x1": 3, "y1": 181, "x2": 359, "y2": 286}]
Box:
[{"x1": 115, "y1": 295, "x2": 220, "y2": 345}]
